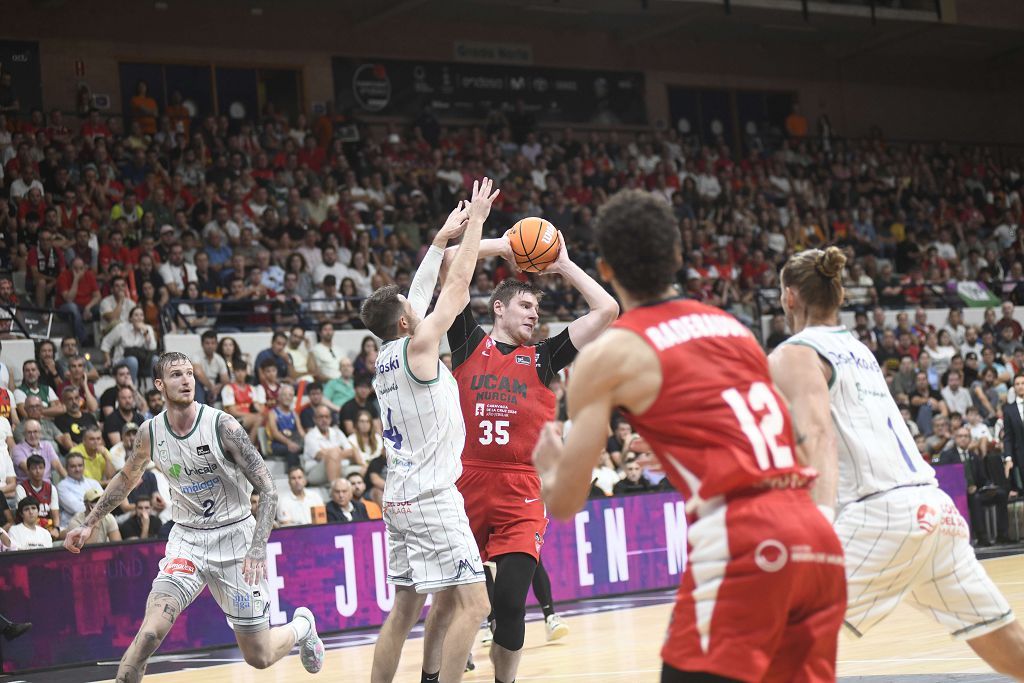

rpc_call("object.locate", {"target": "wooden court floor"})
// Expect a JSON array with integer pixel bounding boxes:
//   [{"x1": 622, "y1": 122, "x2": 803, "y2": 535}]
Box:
[{"x1": 126, "y1": 555, "x2": 1024, "y2": 682}]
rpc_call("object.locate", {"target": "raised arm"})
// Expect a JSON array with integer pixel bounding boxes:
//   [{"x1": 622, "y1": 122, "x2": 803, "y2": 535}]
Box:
[
  {"x1": 218, "y1": 412, "x2": 278, "y2": 586},
  {"x1": 439, "y1": 235, "x2": 513, "y2": 287},
  {"x1": 64, "y1": 418, "x2": 152, "y2": 553},
  {"x1": 408, "y1": 202, "x2": 468, "y2": 317},
  {"x1": 548, "y1": 233, "x2": 620, "y2": 348},
  {"x1": 407, "y1": 178, "x2": 499, "y2": 378},
  {"x1": 768, "y1": 343, "x2": 838, "y2": 517}
]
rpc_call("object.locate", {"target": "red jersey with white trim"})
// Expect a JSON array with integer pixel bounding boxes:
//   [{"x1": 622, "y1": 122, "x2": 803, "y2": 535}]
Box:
[
  {"x1": 613, "y1": 298, "x2": 808, "y2": 508},
  {"x1": 453, "y1": 335, "x2": 556, "y2": 469}
]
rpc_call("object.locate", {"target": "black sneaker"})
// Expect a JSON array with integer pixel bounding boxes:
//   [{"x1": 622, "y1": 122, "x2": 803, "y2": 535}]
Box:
[
  {"x1": 3, "y1": 622, "x2": 31, "y2": 641},
  {"x1": 465, "y1": 653, "x2": 475, "y2": 672}
]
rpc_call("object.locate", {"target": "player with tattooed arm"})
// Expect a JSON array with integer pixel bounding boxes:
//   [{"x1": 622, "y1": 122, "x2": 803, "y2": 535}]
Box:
[{"x1": 64, "y1": 352, "x2": 325, "y2": 681}]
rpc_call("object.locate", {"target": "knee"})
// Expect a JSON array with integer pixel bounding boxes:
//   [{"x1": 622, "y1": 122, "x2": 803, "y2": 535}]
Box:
[
  {"x1": 135, "y1": 629, "x2": 165, "y2": 658},
  {"x1": 242, "y1": 651, "x2": 274, "y2": 670}
]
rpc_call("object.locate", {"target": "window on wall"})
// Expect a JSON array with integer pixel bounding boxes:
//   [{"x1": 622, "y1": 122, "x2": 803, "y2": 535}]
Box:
[{"x1": 119, "y1": 62, "x2": 303, "y2": 130}]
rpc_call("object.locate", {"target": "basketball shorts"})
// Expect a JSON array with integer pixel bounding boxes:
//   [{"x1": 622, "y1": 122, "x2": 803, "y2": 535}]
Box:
[
  {"x1": 457, "y1": 464, "x2": 548, "y2": 563},
  {"x1": 664, "y1": 488, "x2": 846, "y2": 683},
  {"x1": 838, "y1": 484, "x2": 1014, "y2": 640},
  {"x1": 383, "y1": 484, "x2": 485, "y2": 594},
  {"x1": 151, "y1": 515, "x2": 270, "y2": 632}
]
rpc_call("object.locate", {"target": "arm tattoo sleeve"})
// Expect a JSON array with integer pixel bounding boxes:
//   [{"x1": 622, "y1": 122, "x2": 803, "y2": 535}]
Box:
[
  {"x1": 84, "y1": 420, "x2": 150, "y2": 527},
  {"x1": 219, "y1": 414, "x2": 278, "y2": 554}
]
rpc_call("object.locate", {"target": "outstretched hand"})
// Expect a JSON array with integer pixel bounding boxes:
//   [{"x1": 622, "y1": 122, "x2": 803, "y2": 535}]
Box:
[
  {"x1": 468, "y1": 177, "x2": 500, "y2": 224},
  {"x1": 437, "y1": 201, "x2": 469, "y2": 244}
]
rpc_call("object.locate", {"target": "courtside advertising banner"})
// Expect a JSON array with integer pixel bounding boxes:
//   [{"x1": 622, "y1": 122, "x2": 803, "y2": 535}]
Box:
[{"x1": 0, "y1": 492, "x2": 686, "y2": 672}]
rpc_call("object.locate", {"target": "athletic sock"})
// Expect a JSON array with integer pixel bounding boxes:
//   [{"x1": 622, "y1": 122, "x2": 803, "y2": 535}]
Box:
[
  {"x1": 421, "y1": 671, "x2": 440, "y2": 682},
  {"x1": 289, "y1": 616, "x2": 311, "y2": 643},
  {"x1": 540, "y1": 604, "x2": 554, "y2": 619}
]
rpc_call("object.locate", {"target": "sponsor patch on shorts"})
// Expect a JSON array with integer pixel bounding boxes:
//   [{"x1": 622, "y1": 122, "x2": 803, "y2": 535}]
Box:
[{"x1": 163, "y1": 557, "x2": 197, "y2": 575}]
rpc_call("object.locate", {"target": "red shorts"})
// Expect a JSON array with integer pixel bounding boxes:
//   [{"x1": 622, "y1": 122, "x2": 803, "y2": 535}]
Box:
[
  {"x1": 664, "y1": 488, "x2": 846, "y2": 683},
  {"x1": 457, "y1": 462, "x2": 548, "y2": 563}
]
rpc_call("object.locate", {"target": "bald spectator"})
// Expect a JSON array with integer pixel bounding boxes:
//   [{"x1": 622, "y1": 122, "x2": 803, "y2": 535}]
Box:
[
  {"x1": 12, "y1": 421, "x2": 66, "y2": 481},
  {"x1": 326, "y1": 478, "x2": 369, "y2": 524},
  {"x1": 56, "y1": 453, "x2": 101, "y2": 527},
  {"x1": 56, "y1": 256, "x2": 101, "y2": 345},
  {"x1": 302, "y1": 405, "x2": 355, "y2": 486}
]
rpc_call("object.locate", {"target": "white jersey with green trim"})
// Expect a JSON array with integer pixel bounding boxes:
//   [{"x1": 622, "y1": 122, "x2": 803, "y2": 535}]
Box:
[
  {"x1": 150, "y1": 404, "x2": 253, "y2": 528},
  {"x1": 783, "y1": 325, "x2": 936, "y2": 508},
  {"x1": 373, "y1": 337, "x2": 466, "y2": 503}
]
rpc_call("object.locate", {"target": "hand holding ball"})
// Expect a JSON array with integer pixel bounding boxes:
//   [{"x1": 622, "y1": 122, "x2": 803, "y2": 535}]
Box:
[{"x1": 506, "y1": 217, "x2": 562, "y2": 273}]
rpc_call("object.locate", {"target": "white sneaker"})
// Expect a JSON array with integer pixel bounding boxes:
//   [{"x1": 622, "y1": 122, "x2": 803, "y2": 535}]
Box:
[
  {"x1": 294, "y1": 607, "x2": 325, "y2": 674},
  {"x1": 545, "y1": 614, "x2": 568, "y2": 642}
]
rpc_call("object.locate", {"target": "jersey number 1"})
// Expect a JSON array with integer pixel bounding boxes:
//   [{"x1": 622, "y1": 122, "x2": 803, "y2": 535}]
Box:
[{"x1": 722, "y1": 383, "x2": 795, "y2": 470}]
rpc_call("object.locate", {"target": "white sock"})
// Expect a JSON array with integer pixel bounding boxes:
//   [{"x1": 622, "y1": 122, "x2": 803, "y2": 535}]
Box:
[{"x1": 290, "y1": 614, "x2": 311, "y2": 643}]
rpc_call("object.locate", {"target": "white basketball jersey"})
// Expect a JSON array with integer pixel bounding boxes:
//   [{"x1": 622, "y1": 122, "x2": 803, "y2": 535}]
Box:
[
  {"x1": 783, "y1": 325, "x2": 936, "y2": 508},
  {"x1": 150, "y1": 404, "x2": 253, "y2": 527},
  {"x1": 373, "y1": 337, "x2": 466, "y2": 503}
]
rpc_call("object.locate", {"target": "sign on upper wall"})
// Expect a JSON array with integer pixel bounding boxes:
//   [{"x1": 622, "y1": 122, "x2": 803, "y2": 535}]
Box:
[
  {"x1": 453, "y1": 41, "x2": 533, "y2": 65},
  {"x1": 333, "y1": 57, "x2": 646, "y2": 125},
  {"x1": 0, "y1": 41, "x2": 43, "y2": 118}
]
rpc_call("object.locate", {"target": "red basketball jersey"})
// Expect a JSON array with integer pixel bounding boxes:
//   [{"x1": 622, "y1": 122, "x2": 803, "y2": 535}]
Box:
[
  {"x1": 454, "y1": 335, "x2": 556, "y2": 470},
  {"x1": 613, "y1": 298, "x2": 808, "y2": 505}
]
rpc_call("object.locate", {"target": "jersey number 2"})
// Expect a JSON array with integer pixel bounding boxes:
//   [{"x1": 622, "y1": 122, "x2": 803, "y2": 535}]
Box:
[
  {"x1": 201, "y1": 499, "x2": 215, "y2": 518},
  {"x1": 479, "y1": 420, "x2": 510, "y2": 445},
  {"x1": 722, "y1": 383, "x2": 795, "y2": 470}
]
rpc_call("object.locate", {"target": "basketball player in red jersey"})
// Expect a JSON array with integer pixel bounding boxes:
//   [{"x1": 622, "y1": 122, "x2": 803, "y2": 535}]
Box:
[
  {"x1": 532, "y1": 190, "x2": 847, "y2": 683},
  {"x1": 429, "y1": 231, "x2": 618, "y2": 683}
]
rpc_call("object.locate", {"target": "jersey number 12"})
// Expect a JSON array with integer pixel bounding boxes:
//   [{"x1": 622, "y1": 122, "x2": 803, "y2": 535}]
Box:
[{"x1": 722, "y1": 383, "x2": 795, "y2": 471}]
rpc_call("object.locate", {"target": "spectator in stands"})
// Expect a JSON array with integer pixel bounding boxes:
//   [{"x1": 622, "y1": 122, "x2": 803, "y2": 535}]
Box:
[
  {"x1": 324, "y1": 356, "x2": 355, "y2": 410},
  {"x1": 910, "y1": 371, "x2": 947, "y2": 434},
  {"x1": 346, "y1": 471, "x2": 381, "y2": 519},
  {"x1": 14, "y1": 360, "x2": 62, "y2": 420},
  {"x1": 100, "y1": 306, "x2": 158, "y2": 384},
  {"x1": 267, "y1": 383, "x2": 304, "y2": 465},
  {"x1": 13, "y1": 420, "x2": 65, "y2": 481},
  {"x1": 222, "y1": 363, "x2": 264, "y2": 441},
  {"x1": 15, "y1": 455, "x2": 60, "y2": 533},
  {"x1": 69, "y1": 426, "x2": 115, "y2": 486},
  {"x1": 56, "y1": 355, "x2": 99, "y2": 414},
  {"x1": 256, "y1": 357, "x2": 283, "y2": 407},
  {"x1": 590, "y1": 450, "x2": 619, "y2": 496},
  {"x1": 8, "y1": 498, "x2": 53, "y2": 550},
  {"x1": 55, "y1": 257, "x2": 101, "y2": 345},
  {"x1": 255, "y1": 331, "x2": 291, "y2": 382},
  {"x1": 606, "y1": 421, "x2": 640, "y2": 468},
  {"x1": 311, "y1": 321, "x2": 341, "y2": 384},
  {"x1": 348, "y1": 409, "x2": 382, "y2": 465},
  {"x1": 216, "y1": 336, "x2": 248, "y2": 382},
  {"x1": 966, "y1": 407, "x2": 993, "y2": 456},
  {"x1": 54, "y1": 386, "x2": 100, "y2": 452},
  {"x1": 284, "y1": 325, "x2": 316, "y2": 381},
  {"x1": 142, "y1": 388, "x2": 163, "y2": 420},
  {"x1": 996, "y1": 301, "x2": 1023, "y2": 340},
  {"x1": 118, "y1": 494, "x2": 160, "y2": 540},
  {"x1": 56, "y1": 452, "x2": 100, "y2": 527},
  {"x1": 103, "y1": 385, "x2": 144, "y2": 447},
  {"x1": 277, "y1": 465, "x2": 324, "y2": 527},
  {"x1": 352, "y1": 336, "x2": 379, "y2": 378},
  {"x1": 303, "y1": 405, "x2": 354, "y2": 486},
  {"x1": 63, "y1": 488, "x2": 121, "y2": 545},
  {"x1": 340, "y1": 376, "x2": 380, "y2": 436},
  {"x1": 326, "y1": 477, "x2": 369, "y2": 524},
  {"x1": 26, "y1": 228, "x2": 63, "y2": 306},
  {"x1": 613, "y1": 458, "x2": 653, "y2": 495},
  {"x1": 973, "y1": 366, "x2": 1002, "y2": 421},
  {"x1": 157, "y1": 243, "x2": 197, "y2": 300},
  {"x1": 941, "y1": 370, "x2": 973, "y2": 416}
]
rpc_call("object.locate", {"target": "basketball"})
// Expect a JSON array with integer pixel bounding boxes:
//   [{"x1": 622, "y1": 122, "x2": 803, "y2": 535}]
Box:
[{"x1": 507, "y1": 217, "x2": 562, "y2": 272}]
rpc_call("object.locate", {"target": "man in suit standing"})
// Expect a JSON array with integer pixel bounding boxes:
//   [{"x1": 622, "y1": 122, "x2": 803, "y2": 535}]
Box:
[
  {"x1": 941, "y1": 427, "x2": 1010, "y2": 544},
  {"x1": 1003, "y1": 374, "x2": 1024, "y2": 483}
]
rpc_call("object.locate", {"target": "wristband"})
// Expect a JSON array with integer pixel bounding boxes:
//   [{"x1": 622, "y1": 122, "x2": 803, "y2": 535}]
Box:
[{"x1": 817, "y1": 504, "x2": 836, "y2": 524}]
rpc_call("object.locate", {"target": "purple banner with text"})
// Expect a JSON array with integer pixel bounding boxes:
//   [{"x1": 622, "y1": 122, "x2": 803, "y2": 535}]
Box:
[{"x1": 0, "y1": 492, "x2": 686, "y2": 672}]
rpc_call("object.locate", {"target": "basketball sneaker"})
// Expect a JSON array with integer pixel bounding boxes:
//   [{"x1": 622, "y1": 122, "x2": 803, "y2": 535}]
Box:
[
  {"x1": 294, "y1": 607, "x2": 325, "y2": 673},
  {"x1": 545, "y1": 614, "x2": 569, "y2": 642}
]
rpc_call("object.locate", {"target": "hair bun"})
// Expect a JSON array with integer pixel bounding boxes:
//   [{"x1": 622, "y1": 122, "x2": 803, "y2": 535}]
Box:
[{"x1": 815, "y1": 247, "x2": 846, "y2": 280}]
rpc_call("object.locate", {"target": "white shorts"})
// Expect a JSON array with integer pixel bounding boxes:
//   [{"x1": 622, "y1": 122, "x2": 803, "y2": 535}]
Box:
[
  {"x1": 384, "y1": 485, "x2": 485, "y2": 594},
  {"x1": 838, "y1": 484, "x2": 1013, "y2": 640},
  {"x1": 152, "y1": 515, "x2": 270, "y2": 631}
]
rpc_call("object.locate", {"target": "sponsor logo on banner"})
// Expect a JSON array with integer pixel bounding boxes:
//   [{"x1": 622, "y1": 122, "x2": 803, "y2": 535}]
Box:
[{"x1": 164, "y1": 558, "x2": 197, "y2": 575}]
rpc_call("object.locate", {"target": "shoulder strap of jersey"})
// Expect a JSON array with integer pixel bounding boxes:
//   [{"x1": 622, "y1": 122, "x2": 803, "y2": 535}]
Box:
[{"x1": 780, "y1": 332, "x2": 838, "y2": 390}]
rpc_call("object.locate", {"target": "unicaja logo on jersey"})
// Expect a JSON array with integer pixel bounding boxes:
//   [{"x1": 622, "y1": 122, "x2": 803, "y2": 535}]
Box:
[{"x1": 167, "y1": 463, "x2": 219, "y2": 480}]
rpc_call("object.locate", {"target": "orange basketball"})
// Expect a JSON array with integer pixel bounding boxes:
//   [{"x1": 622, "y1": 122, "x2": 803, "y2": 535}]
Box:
[{"x1": 506, "y1": 217, "x2": 561, "y2": 273}]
